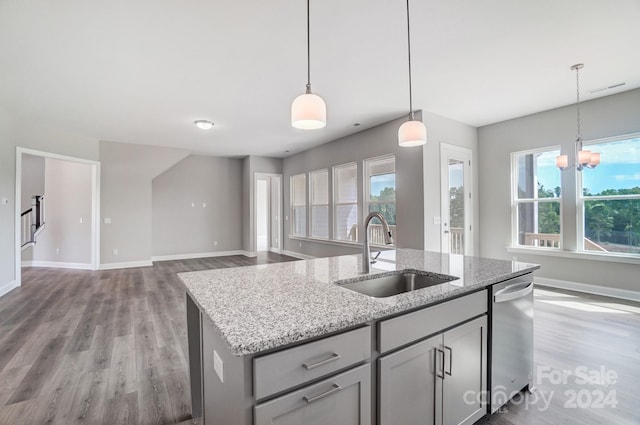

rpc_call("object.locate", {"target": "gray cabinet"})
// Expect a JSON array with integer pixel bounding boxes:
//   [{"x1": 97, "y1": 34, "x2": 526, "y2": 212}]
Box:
[
  {"x1": 379, "y1": 316, "x2": 487, "y2": 425},
  {"x1": 254, "y1": 364, "x2": 371, "y2": 425}
]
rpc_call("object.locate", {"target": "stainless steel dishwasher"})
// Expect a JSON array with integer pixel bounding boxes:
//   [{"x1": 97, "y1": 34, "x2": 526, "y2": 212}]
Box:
[{"x1": 490, "y1": 273, "x2": 534, "y2": 414}]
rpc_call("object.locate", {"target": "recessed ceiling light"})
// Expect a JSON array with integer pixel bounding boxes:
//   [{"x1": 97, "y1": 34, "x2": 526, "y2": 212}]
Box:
[{"x1": 194, "y1": 120, "x2": 214, "y2": 130}]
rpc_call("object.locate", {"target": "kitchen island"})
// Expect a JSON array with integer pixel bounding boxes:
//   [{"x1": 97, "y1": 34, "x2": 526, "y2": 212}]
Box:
[{"x1": 180, "y1": 249, "x2": 539, "y2": 425}]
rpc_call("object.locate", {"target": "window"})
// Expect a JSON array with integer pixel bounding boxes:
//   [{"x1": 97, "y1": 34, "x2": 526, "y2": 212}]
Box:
[
  {"x1": 333, "y1": 163, "x2": 358, "y2": 241},
  {"x1": 290, "y1": 173, "x2": 306, "y2": 237},
  {"x1": 579, "y1": 135, "x2": 640, "y2": 255},
  {"x1": 310, "y1": 169, "x2": 329, "y2": 238},
  {"x1": 511, "y1": 148, "x2": 561, "y2": 248},
  {"x1": 365, "y1": 155, "x2": 396, "y2": 245}
]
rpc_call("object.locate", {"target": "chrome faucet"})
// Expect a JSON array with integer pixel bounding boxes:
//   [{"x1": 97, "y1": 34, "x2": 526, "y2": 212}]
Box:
[{"x1": 362, "y1": 212, "x2": 394, "y2": 274}]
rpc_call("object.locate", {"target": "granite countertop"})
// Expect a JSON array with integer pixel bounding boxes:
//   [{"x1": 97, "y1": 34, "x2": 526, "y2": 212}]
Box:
[{"x1": 179, "y1": 249, "x2": 539, "y2": 356}]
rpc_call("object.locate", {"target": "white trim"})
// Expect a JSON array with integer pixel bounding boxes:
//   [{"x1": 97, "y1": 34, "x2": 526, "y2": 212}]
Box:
[
  {"x1": 244, "y1": 251, "x2": 257, "y2": 258},
  {"x1": 289, "y1": 235, "x2": 361, "y2": 248},
  {"x1": 535, "y1": 277, "x2": 640, "y2": 303},
  {"x1": 507, "y1": 246, "x2": 640, "y2": 265},
  {"x1": 269, "y1": 247, "x2": 283, "y2": 255},
  {"x1": 100, "y1": 261, "x2": 153, "y2": 270},
  {"x1": 152, "y1": 250, "x2": 247, "y2": 262},
  {"x1": 0, "y1": 280, "x2": 19, "y2": 298},
  {"x1": 22, "y1": 261, "x2": 93, "y2": 270},
  {"x1": 281, "y1": 250, "x2": 315, "y2": 260}
]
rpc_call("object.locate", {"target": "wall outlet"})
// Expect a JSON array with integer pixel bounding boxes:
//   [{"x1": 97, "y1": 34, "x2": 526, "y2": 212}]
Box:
[
  {"x1": 79, "y1": 217, "x2": 83, "y2": 224},
  {"x1": 213, "y1": 349, "x2": 224, "y2": 383},
  {"x1": 213, "y1": 241, "x2": 218, "y2": 246},
  {"x1": 202, "y1": 202, "x2": 207, "y2": 208},
  {"x1": 298, "y1": 241, "x2": 302, "y2": 248},
  {"x1": 56, "y1": 248, "x2": 60, "y2": 255},
  {"x1": 191, "y1": 202, "x2": 195, "y2": 208},
  {"x1": 1, "y1": 197, "x2": 8, "y2": 205},
  {"x1": 104, "y1": 218, "x2": 112, "y2": 224},
  {"x1": 113, "y1": 248, "x2": 119, "y2": 256}
]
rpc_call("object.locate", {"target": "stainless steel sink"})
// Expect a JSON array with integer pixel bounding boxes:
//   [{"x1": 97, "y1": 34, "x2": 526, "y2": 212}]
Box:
[{"x1": 337, "y1": 271, "x2": 458, "y2": 298}]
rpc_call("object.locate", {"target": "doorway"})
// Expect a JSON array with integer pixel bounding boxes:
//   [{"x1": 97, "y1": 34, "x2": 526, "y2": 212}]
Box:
[
  {"x1": 254, "y1": 173, "x2": 282, "y2": 253},
  {"x1": 15, "y1": 148, "x2": 100, "y2": 288},
  {"x1": 440, "y1": 144, "x2": 473, "y2": 255}
]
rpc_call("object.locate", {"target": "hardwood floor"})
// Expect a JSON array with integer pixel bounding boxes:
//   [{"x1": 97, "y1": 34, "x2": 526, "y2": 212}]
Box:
[
  {"x1": 0, "y1": 252, "x2": 297, "y2": 425},
  {"x1": 1, "y1": 256, "x2": 639, "y2": 425}
]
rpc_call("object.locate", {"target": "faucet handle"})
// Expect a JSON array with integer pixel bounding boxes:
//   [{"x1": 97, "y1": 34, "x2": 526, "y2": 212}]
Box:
[{"x1": 370, "y1": 251, "x2": 381, "y2": 263}]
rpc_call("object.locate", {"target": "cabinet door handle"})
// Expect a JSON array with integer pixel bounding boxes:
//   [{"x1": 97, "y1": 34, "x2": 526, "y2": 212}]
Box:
[
  {"x1": 435, "y1": 348, "x2": 445, "y2": 380},
  {"x1": 302, "y1": 353, "x2": 341, "y2": 370},
  {"x1": 444, "y1": 345, "x2": 452, "y2": 376},
  {"x1": 303, "y1": 384, "x2": 342, "y2": 404}
]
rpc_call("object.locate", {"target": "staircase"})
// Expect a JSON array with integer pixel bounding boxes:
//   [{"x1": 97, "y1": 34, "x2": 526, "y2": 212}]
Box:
[{"x1": 21, "y1": 194, "x2": 45, "y2": 250}]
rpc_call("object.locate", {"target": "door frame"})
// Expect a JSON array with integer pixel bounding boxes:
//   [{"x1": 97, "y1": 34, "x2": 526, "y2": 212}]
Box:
[
  {"x1": 14, "y1": 147, "x2": 101, "y2": 287},
  {"x1": 440, "y1": 143, "x2": 473, "y2": 255},
  {"x1": 253, "y1": 173, "x2": 283, "y2": 254}
]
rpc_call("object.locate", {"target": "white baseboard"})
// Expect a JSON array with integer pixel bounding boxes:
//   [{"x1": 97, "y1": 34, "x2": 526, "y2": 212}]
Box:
[
  {"x1": 100, "y1": 260, "x2": 153, "y2": 270},
  {"x1": 535, "y1": 277, "x2": 640, "y2": 302},
  {"x1": 244, "y1": 251, "x2": 257, "y2": 258},
  {"x1": 22, "y1": 261, "x2": 93, "y2": 270},
  {"x1": 152, "y1": 250, "x2": 247, "y2": 262},
  {"x1": 281, "y1": 250, "x2": 315, "y2": 260},
  {"x1": 0, "y1": 280, "x2": 19, "y2": 298}
]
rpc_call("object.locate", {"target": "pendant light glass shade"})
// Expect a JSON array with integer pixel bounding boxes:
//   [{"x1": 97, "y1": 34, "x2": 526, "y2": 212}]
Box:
[
  {"x1": 291, "y1": 91, "x2": 326, "y2": 129},
  {"x1": 398, "y1": 119, "x2": 427, "y2": 147},
  {"x1": 589, "y1": 152, "x2": 601, "y2": 167},
  {"x1": 578, "y1": 150, "x2": 592, "y2": 165},
  {"x1": 555, "y1": 155, "x2": 569, "y2": 169}
]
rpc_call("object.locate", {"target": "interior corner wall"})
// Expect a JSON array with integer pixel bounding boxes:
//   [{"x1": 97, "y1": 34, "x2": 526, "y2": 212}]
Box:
[
  {"x1": 32, "y1": 158, "x2": 93, "y2": 265},
  {"x1": 0, "y1": 108, "x2": 100, "y2": 292},
  {"x1": 241, "y1": 156, "x2": 283, "y2": 254},
  {"x1": 100, "y1": 141, "x2": 190, "y2": 266},
  {"x1": 478, "y1": 88, "x2": 640, "y2": 292},
  {"x1": 282, "y1": 114, "x2": 426, "y2": 258},
  {"x1": 152, "y1": 155, "x2": 243, "y2": 257}
]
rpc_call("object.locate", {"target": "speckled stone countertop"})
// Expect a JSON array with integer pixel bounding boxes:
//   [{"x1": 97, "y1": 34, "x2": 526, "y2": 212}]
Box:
[{"x1": 179, "y1": 249, "x2": 539, "y2": 356}]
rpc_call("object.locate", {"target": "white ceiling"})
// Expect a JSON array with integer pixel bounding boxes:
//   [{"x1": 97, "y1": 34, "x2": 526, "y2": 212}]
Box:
[{"x1": 1, "y1": 0, "x2": 639, "y2": 158}]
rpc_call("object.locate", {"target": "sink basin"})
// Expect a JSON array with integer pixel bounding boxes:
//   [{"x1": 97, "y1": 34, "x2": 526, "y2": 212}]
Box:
[{"x1": 337, "y1": 271, "x2": 458, "y2": 298}]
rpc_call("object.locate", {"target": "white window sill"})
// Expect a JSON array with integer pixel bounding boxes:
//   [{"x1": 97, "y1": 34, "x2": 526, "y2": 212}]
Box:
[{"x1": 507, "y1": 246, "x2": 640, "y2": 265}]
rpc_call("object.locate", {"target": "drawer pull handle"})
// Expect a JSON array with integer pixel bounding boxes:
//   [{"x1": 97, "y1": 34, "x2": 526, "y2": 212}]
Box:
[
  {"x1": 435, "y1": 348, "x2": 445, "y2": 380},
  {"x1": 302, "y1": 353, "x2": 341, "y2": 370},
  {"x1": 303, "y1": 384, "x2": 342, "y2": 404},
  {"x1": 444, "y1": 345, "x2": 452, "y2": 376}
]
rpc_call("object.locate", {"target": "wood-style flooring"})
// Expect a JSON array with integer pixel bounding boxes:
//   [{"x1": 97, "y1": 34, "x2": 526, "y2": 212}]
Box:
[
  {"x1": 1, "y1": 254, "x2": 639, "y2": 425},
  {"x1": 0, "y1": 253, "x2": 297, "y2": 425}
]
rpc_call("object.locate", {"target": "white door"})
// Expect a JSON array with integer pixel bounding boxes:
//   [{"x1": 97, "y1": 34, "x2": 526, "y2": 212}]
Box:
[
  {"x1": 440, "y1": 144, "x2": 473, "y2": 255},
  {"x1": 255, "y1": 173, "x2": 283, "y2": 253}
]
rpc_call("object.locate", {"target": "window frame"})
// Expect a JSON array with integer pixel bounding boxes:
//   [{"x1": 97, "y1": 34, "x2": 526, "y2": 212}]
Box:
[
  {"x1": 290, "y1": 173, "x2": 307, "y2": 237},
  {"x1": 510, "y1": 146, "x2": 563, "y2": 250},
  {"x1": 364, "y1": 154, "x2": 396, "y2": 247},
  {"x1": 309, "y1": 168, "x2": 329, "y2": 239},
  {"x1": 577, "y1": 133, "x2": 640, "y2": 257},
  {"x1": 332, "y1": 162, "x2": 359, "y2": 243}
]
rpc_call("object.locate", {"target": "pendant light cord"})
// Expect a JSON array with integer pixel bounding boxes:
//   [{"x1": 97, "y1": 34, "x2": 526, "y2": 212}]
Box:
[
  {"x1": 406, "y1": 0, "x2": 414, "y2": 119},
  {"x1": 306, "y1": 0, "x2": 311, "y2": 92}
]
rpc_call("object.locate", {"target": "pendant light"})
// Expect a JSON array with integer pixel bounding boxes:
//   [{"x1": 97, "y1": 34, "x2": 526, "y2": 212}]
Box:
[
  {"x1": 291, "y1": 0, "x2": 326, "y2": 130},
  {"x1": 556, "y1": 64, "x2": 600, "y2": 171},
  {"x1": 398, "y1": 0, "x2": 426, "y2": 147}
]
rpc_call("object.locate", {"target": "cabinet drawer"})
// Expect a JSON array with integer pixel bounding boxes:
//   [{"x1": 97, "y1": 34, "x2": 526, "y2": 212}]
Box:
[
  {"x1": 254, "y1": 364, "x2": 371, "y2": 425},
  {"x1": 253, "y1": 326, "x2": 371, "y2": 400},
  {"x1": 378, "y1": 290, "x2": 487, "y2": 353}
]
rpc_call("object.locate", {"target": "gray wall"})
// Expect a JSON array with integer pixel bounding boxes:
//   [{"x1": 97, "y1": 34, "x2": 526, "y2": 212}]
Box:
[
  {"x1": 152, "y1": 155, "x2": 243, "y2": 257},
  {"x1": 282, "y1": 114, "x2": 426, "y2": 258},
  {"x1": 100, "y1": 140, "x2": 189, "y2": 265},
  {"x1": 241, "y1": 156, "x2": 283, "y2": 254},
  {"x1": 478, "y1": 88, "x2": 640, "y2": 292},
  {"x1": 0, "y1": 107, "x2": 100, "y2": 292},
  {"x1": 20, "y1": 154, "x2": 45, "y2": 262},
  {"x1": 33, "y1": 158, "x2": 93, "y2": 264}
]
